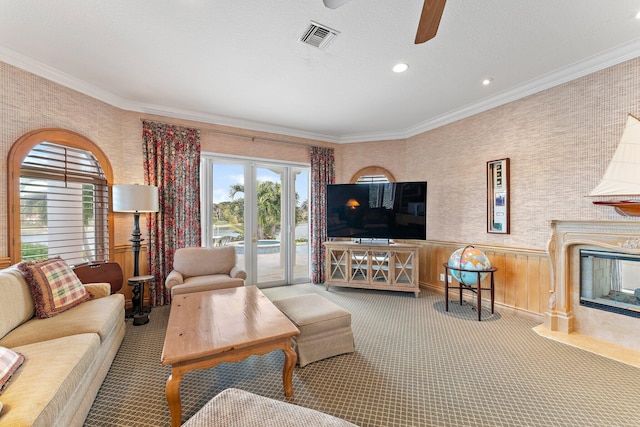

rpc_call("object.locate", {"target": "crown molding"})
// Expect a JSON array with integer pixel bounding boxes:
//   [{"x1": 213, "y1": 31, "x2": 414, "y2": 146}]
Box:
[
  {"x1": 0, "y1": 45, "x2": 340, "y2": 144},
  {"x1": 0, "y1": 45, "x2": 141, "y2": 112},
  {"x1": 136, "y1": 105, "x2": 338, "y2": 144},
  {"x1": 399, "y1": 38, "x2": 640, "y2": 141},
  {"x1": 3, "y1": 38, "x2": 640, "y2": 144}
]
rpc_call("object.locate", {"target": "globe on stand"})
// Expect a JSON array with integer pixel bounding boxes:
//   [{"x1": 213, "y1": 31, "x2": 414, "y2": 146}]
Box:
[{"x1": 447, "y1": 246, "x2": 492, "y2": 286}]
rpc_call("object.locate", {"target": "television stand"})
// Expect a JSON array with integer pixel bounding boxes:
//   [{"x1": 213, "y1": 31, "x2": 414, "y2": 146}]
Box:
[{"x1": 324, "y1": 241, "x2": 420, "y2": 297}]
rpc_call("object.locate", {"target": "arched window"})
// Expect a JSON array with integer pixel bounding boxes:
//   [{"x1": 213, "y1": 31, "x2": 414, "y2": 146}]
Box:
[
  {"x1": 8, "y1": 129, "x2": 114, "y2": 264},
  {"x1": 350, "y1": 166, "x2": 396, "y2": 183}
]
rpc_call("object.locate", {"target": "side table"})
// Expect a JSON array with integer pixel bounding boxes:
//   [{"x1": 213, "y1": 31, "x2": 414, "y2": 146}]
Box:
[
  {"x1": 128, "y1": 275, "x2": 155, "y2": 326},
  {"x1": 442, "y1": 263, "x2": 498, "y2": 321}
]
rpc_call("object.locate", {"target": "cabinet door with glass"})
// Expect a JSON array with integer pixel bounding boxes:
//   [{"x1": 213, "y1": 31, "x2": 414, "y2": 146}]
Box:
[{"x1": 324, "y1": 242, "x2": 420, "y2": 297}]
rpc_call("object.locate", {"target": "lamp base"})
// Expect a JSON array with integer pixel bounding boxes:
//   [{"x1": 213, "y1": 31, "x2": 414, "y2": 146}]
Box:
[{"x1": 132, "y1": 313, "x2": 149, "y2": 326}]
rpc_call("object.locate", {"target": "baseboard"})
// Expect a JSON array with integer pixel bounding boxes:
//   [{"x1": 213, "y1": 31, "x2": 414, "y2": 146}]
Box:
[{"x1": 419, "y1": 282, "x2": 544, "y2": 323}]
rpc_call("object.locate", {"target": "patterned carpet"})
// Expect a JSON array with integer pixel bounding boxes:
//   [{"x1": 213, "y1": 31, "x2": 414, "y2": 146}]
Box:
[{"x1": 84, "y1": 284, "x2": 640, "y2": 426}]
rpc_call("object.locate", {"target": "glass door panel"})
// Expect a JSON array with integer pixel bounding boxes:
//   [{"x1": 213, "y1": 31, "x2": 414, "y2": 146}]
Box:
[
  {"x1": 255, "y1": 166, "x2": 285, "y2": 285},
  {"x1": 351, "y1": 248, "x2": 369, "y2": 282},
  {"x1": 202, "y1": 156, "x2": 310, "y2": 287},
  {"x1": 210, "y1": 162, "x2": 245, "y2": 271},
  {"x1": 293, "y1": 169, "x2": 309, "y2": 283}
]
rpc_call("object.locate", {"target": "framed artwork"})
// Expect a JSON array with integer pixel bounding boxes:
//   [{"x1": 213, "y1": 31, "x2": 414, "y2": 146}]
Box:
[{"x1": 487, "y1": 158, "x2": 510, "y2": 234}]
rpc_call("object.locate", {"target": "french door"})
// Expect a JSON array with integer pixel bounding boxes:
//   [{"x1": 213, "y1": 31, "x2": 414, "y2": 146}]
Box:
[{"x1": 201, "y1": 154, "x2": 310, "y2": 287}]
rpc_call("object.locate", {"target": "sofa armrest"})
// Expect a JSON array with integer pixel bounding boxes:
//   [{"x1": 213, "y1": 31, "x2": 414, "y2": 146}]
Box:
[
  {"x1": 165, "y1": 270, "x2": 184, "y2": 290},
  {"x1": 230, "y1": 266, "x2": 247, "y2": 280},
  {"x1": 83, "y1": 282, "x2": 111, "y2": 299}
]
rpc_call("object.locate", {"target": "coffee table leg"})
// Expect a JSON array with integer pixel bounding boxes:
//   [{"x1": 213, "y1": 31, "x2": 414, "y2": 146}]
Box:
[
  {"x1": 282, "y1": 346, "x2": 297, "y2": 397},
  {"x1": 166, "y1": 371, "x2": 183, "y2": 427}
]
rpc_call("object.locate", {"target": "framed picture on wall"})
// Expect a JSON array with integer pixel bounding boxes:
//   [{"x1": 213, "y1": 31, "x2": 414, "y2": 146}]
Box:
[{"x1": 487, "y1": 158, "x2": 510, "y2": 234}]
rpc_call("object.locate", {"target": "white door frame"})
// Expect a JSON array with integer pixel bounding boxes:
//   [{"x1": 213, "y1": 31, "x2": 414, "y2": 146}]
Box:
[{"x1": 201, "y1": 153, "x2": 309, "y2": 287}]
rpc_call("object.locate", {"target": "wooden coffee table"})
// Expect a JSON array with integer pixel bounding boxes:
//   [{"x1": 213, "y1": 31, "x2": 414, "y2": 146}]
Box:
[{"x1": 161, "y1": 286, "x2": 300, "y2": 427}]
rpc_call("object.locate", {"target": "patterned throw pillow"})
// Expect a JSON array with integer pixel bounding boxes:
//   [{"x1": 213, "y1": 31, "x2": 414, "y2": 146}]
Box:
[
  {"x1": 0, "y1": 346, "x2": 24, "y2": 393},
  {"x1": 18, "y1": 258, "x2": 90, "y2": 318}
]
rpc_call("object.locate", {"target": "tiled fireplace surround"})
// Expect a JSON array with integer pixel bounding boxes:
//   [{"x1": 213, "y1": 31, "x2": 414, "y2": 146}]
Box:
[{"x1": 540, "y1": 220, "x2": 640, "y2": 358}]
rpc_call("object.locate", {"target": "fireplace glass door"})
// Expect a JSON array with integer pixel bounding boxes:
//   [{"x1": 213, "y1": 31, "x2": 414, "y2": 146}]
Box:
[{"x1": 580, "y1": 249, "x2": 640, "y2": 317}]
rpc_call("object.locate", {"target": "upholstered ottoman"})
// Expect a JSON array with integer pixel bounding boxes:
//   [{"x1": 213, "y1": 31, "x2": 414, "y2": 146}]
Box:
[
  {"x1": 272, "y1": 293, "x2": 354, "y2": 367},
  {"x1": 182, "y1": 388, "x2": 358, "y2": 426}
]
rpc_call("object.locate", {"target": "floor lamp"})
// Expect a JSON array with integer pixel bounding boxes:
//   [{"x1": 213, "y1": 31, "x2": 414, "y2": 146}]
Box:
[
  {"x1": 113, "y1": 184, "x2": 159, "y2": 325},
  {"x1": 112, "y1": 184, "x2": 159, "y2": 276}
]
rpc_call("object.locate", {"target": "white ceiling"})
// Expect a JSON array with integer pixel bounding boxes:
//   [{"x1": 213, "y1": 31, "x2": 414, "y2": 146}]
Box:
[{"x1": 1, "y1": 0, "x2": 640, "y2": 143}]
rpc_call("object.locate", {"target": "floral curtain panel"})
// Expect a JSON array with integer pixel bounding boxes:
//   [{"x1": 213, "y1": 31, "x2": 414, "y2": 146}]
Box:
[
  {"x1": 142, "y1": 120, "x2": 201, "y2": 305},
  {"x1": 310, "y1": 146, "x2": 335, "y2": 284}
]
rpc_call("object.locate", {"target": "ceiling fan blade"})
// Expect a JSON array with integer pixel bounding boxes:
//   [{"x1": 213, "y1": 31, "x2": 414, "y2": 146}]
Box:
[
  {"x1": 323, "y1": 0, "x2": 352, "y2": 9},
  {"x1": 415, "y1": 0, "x2": 447, "y2": 44}
]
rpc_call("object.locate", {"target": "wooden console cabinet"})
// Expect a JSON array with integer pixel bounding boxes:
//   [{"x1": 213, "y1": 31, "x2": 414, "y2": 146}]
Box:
[{"x1": 324, "y1": 241, "x2": 420, "y2": 297}]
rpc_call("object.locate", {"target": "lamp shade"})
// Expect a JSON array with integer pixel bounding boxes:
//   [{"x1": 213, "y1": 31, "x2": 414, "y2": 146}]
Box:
[
  {"x1": 346, "y1": 198, "x2": 360, "y2": 209},
  {"x1": 112, "y1": 184, "x2": 159, "y2": 213}
]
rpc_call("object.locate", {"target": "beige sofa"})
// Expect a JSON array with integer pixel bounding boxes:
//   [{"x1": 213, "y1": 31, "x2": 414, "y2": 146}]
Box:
[
  {"x1": 0, "y1": 264, "x2": 125, "y2": 427},
  {"x1": 165, "y1": 246, "x2": 247, "y2": 297}
]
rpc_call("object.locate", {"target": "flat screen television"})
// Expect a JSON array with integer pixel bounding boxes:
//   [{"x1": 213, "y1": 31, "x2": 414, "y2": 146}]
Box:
[{"x1": 326, "y1": 181, "x2": 427, "y2": 240}]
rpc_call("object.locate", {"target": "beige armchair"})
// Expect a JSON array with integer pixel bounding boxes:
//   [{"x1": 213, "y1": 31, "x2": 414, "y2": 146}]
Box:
[{"x1": 165, "y1": 246, "x2": 247, "y2": 297}]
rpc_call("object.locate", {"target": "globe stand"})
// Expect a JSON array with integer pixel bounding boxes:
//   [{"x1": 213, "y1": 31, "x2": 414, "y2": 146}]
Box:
[{"x1": 442, "y1": 263, "x2": 498, "y2": 321}]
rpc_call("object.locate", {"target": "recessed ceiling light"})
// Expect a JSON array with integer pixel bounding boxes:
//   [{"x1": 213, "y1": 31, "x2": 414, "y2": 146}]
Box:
[
  {"x1": 482, "y1": 77, "x2": 494, "y2": 85},
  {"x1": 636, "y1": 10, "x2": 640, "y2": 19},
  {"x1": 393, "y1": 63, "x2": 409, "y2": 73}
]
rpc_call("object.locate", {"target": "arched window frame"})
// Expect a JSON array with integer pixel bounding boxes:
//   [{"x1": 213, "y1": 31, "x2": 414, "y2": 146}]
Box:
[
  {"x1": 350, "y1": 166, "x2": 396, "y2": 183},
  {"x1": 8, "y1": 128, "x2": 114, "y2": 264}
]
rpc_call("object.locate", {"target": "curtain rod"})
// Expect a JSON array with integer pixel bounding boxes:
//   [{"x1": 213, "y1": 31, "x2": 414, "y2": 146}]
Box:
[{"x1": 139, "y1": 118, "x2": 332, "y2": 148}]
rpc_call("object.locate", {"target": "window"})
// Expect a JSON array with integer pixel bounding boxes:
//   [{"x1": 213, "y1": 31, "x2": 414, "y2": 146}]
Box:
[
  {"x1": 8, "y1": 129, "x2": 114, "y2": 265},
  {"x1": 350, "y1": 166, "x2": 395, "y2": 184}
]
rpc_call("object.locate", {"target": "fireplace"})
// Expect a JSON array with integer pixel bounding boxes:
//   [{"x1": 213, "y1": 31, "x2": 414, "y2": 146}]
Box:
[
  {"x1": 544, "y1": 220, "x2": 640, "y2": 352},
  {"x1": 580, "y1": 249, "x2": 640, "y2": 318}
]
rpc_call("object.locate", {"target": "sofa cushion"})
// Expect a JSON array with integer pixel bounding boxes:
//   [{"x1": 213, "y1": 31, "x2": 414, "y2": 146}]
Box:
[
  {"x1": 0, "y1": 333, "x2": 100, "y2": 427},
  {"x1": 18, "y1": 258, "x2": 90, "y2": 318},
  {"x1": 0, "y1": 266, "x2": 35, "y2": 340},
  {"x1": 0, "y1": 293, "x2": 124, "y2": 348},
  {"x1": 0, "y1": 346, "x2": 24, "y2": 393},
  {"x1": 171, "y1": 275, "x2": 244, "y2": 296},
  {"x1": 173, "y1": 246, "x2": 236, "y2": 278}
]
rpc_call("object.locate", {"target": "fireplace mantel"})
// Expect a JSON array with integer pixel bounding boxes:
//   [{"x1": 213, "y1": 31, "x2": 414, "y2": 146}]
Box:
[{"x1": 544, "y1": 220, "x2": 640, "y2": 352}]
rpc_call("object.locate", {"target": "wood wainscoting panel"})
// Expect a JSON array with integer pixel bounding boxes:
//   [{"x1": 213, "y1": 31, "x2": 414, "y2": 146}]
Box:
[
  {"x1": 416, "y1": 241, "x2": 549, "y2": 318},
  {"x1": 0, "y1": 257, "x2": 12, "y2": 269},
  {"x1": 526, "y1": 255, "x2": 541, "y2": 313},
  {"x1": 503, "y1": 253, "x2": 518, "y2": 307},
  {"x1": 515, "y1": 254, "x2": 529, "y2": 310},
  {"x1": 489, "y1": 251, "x2": 507, "y2": 304}
]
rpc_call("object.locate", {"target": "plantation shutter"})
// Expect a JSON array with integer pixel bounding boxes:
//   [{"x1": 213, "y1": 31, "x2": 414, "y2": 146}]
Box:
[
  {"x1": 355, "y1": 174, "x2": 389, "y2": 183},
  {"x1": 20, "y1": 142, "x2": 109, "y2": 264}
]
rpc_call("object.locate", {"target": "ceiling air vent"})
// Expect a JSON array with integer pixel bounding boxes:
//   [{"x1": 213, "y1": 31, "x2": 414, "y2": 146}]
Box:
[{"x1": 300, "y1": 21, "x2": 339, "y2": 50}]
